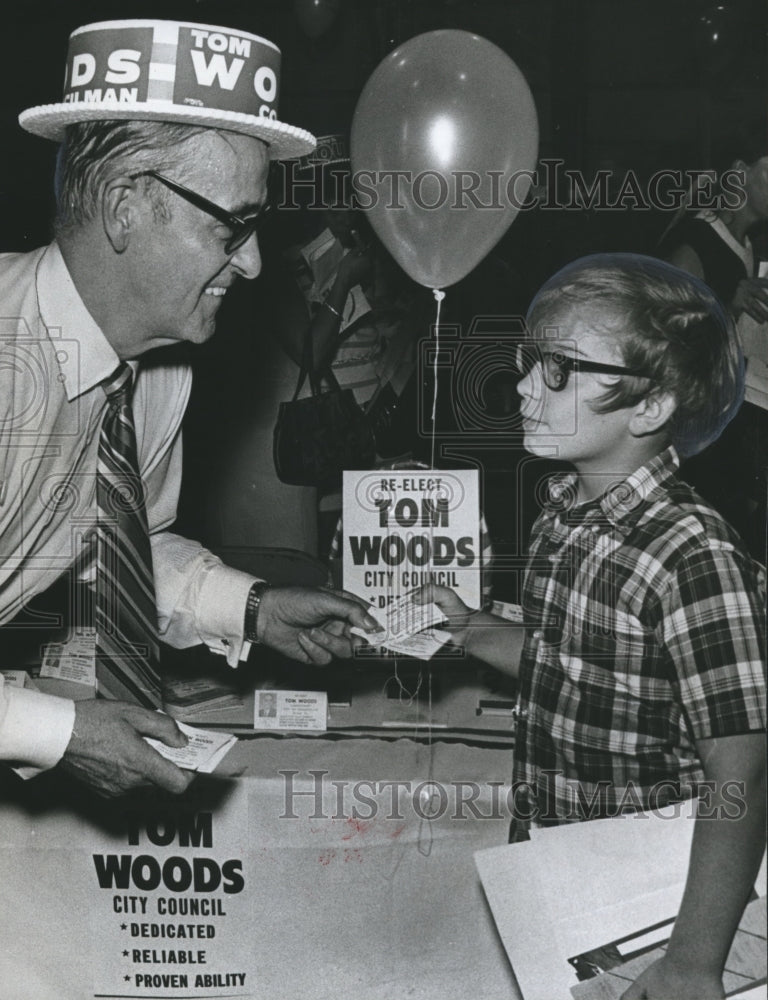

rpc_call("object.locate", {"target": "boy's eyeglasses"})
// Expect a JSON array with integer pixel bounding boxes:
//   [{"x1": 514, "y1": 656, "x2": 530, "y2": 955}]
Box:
[
  {"x1": 515, "y1": 343, "x2": 653, "y2": 393},
  {"x1": 130, "y1": 170, "x2": 270, "y2": 254}
]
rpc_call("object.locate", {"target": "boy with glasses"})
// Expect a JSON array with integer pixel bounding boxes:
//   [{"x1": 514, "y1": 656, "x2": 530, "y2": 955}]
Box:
[{"x1": 417, "y1": 253, "x2": 765, "y2": 999}]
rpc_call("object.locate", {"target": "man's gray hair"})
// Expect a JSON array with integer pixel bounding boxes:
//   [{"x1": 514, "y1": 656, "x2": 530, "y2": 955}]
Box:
[{"x1": 54, "y1": 120, "x2": 212, "y2": 235}]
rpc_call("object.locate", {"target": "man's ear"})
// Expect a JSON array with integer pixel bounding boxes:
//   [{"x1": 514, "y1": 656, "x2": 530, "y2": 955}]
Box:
[
  {"x1": 629, "y1": 389, "x2": 676, "y2": 438},
  {"x1": 101, "y1": 176, "x2": 138, "y2": 253}
]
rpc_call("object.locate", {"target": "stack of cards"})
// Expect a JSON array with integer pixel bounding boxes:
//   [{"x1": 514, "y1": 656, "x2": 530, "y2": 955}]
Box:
[
  {"x1": 145, "y1": 720, "x2": 237, "y2": 774},
  {"x1": 352, "y1": 594, "x2": 452, "y2": 660}
]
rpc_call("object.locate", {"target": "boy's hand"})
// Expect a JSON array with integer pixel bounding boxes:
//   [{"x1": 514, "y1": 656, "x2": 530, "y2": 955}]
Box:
[
  {"x1": 620, "y1": 954, "x2": 724, "y2": 999},
  {"x1": 412, "y1": 583, "x2": 473, "y2": 631}
]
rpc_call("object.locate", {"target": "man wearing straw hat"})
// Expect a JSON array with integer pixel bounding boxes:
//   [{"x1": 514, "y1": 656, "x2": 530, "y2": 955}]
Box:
[{"x1": 0, "y1": 18, "x2": 375, "y2": 797}]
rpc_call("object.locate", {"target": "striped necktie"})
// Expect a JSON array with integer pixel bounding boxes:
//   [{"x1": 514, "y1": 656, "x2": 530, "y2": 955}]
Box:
[{"x1": 95, "y1": 362, "x2": 162, "y2": 707}]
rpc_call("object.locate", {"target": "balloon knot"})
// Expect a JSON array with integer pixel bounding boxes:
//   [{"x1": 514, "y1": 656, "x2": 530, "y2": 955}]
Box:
[{"x1": 432, "y1": 289, "x2": 446, "y2": 302}]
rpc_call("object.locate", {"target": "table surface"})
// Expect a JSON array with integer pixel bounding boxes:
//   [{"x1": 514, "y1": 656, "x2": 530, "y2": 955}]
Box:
[{"x1": 0, "y1": 735, "x2": 521, "y2": 1000}]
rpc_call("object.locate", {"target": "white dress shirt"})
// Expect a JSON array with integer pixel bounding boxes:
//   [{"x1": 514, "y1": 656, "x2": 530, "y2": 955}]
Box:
[{"x1": 0, "y1": 243, "x2": 257, "y2": 770}]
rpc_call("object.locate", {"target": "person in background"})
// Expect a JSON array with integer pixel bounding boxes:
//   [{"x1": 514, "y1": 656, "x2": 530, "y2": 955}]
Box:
[
  {"x1": 659, "y1": 139, "x2": 768, "y2": 561},
  {"x1": 0, "y1": 19, "x2": 375, "y2": 798},
  {"x1": 415, "y1": 254, "x2": 765, "y2": 999},
  {"x1": 270, "y1": 135, "x2": 425, "y2": 550}
]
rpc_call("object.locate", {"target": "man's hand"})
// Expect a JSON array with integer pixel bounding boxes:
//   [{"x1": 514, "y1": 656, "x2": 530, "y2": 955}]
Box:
[
  {"x1": 620, "y1": 953, "x2": 724, "y2": 999},
  {"x1": 257, "y1": 586, "x2": 378, "y2": 663},
  {"x1": 733, "y1": 277, "x2": 768, "y2": 322},
  {"x1": 60, "y1": 701, "x2": 194, "y2": 798}
]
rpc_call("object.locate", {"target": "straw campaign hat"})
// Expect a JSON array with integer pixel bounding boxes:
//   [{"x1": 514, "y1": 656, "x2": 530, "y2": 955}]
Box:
[
  {"x1": 19, "y1": 19, "x2": 316, "y2": 160},
  {"x1": 294, "y1": 133, "x2": 350, "y2": 175}
]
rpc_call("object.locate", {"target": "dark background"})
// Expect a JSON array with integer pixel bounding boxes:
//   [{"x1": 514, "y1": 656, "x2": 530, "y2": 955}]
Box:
[
  {"x1": 2, "y1": 0, "x2": 766, "y2": 575},
  {"x1": 2, "y1": 0, "x2": 766, "y2": 255}
]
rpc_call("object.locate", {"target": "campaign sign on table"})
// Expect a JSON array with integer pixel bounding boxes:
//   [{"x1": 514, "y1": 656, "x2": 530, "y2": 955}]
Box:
[
  {"x1": 90, "y1": 784, "x2": 254, "y2": 998},
  {"x1": 342, "y1": 469, "x2": 481, "y2": 612}
]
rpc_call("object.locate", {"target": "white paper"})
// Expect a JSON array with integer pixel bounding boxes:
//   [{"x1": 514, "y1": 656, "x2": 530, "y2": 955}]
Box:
[
  {"x1": 352, "y1": 594, "x2": 453, "y2": 658},
  {"x1": 490, "y1": 601, "x2": 525, "y2": 623},
  {"x1": 144, "y1": 721, "x2": 237, "y2": 773},
  {"x1": 475, "y1": 811, "x2": 767, "y2": 1000},
  {"x1": 253, "y1": 690, "x2": 328, "y2": 731},
  {"x1": 371, "y1": 627, "x2": 452, "y2": 659},
  {"x1": 352, "y1": 594, "x2": 444, "y2": 639},
  {"x1": 0, "y1": 669, "x2": 37, "y2": 689},
  {"x1": 39, "y1": 628, "x2": 97, "y2": 686}
]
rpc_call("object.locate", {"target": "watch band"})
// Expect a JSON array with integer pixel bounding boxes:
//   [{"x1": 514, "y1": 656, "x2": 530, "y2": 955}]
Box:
[{"x1": 244, "y1": 582, "x2": 270, "y2": 644}]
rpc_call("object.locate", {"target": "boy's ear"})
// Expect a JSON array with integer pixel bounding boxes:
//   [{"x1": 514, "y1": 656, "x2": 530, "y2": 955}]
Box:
[
  {"x1": 101, "y1": 176, "x2": 139, "y2": 253},
  {"x1": 629, "y1": 389, "x2": 676, "y2": 437}
]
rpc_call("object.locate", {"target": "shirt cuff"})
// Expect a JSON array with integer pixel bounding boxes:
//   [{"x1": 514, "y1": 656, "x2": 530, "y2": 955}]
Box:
[
  {"x1": 196, "y1": 562, "x2": 260, "y2": 667},
  {"x1": 1, "y1": 686, "x2": 75, "y2": 775}
]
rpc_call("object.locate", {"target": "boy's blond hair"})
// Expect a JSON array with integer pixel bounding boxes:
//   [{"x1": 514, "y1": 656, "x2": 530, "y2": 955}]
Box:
[{"x1": 526, "y1": 253, "x2": 744, "y2": 457}]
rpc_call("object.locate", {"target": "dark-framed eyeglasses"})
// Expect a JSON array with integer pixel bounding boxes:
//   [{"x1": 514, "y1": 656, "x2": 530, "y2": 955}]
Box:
[
  {"x1": 130, "y1": 169, "x2": 270, "y2": 255},
  {"x1": 515, "y1": 342, "x2": 653, "y2": 393}
]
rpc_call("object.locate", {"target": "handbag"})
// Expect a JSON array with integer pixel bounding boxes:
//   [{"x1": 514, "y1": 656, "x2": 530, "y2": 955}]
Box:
[{"x1": 273, "y1": 325, "x2": 376, "y2": 488}]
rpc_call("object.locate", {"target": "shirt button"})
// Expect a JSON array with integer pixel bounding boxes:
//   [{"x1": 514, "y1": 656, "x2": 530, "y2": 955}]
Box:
[
  {"x1": 532, "y1": 629, "x2": 544, "y2": 641},
  {"x1": 513, "y1": 704, "x2": 529, "y2": 721}
]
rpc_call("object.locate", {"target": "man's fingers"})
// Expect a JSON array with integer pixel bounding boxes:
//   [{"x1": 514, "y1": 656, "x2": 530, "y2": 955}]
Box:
[
  {"x1": 321, "y1": 591, "x2": 379, "y2": 630},
  {"x1": 296, "y1": 630, "x2": 334, "y2": 664},
  {"x1": 129, "y1": 708, "x2": 189, "y2": 748},
  {"x1": 137, "y1": 743, "x2": 195, "y2": 794},
  {"x1": 299, "y1": 626, "x2": 358, "y2": 662},
  {"x1": 324, "y1": 587, "x2": 369, "y2": 607},
  {"x1": 322, "y1": 619, "x2": 348, "y2": 638},
  {"x1": 59, "y1": 701, "x2": 194, "y2": 797},
  {"x1": 346, "y1": 606, "x2": 380, "y2": 631},
  {"x1": 310, "y1": 627, "x2": 353, "y2": 659}
]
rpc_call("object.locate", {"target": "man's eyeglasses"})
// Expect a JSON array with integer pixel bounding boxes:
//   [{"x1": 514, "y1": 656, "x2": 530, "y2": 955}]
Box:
[
  {"x1": 515, "y1": 342, "x2": 653, "y2": 393},
  {"x1": 130, "y1": 170, "x2": 270, "y2": 255}
]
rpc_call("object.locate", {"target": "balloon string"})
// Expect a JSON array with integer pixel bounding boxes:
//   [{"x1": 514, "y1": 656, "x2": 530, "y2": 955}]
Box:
[
  {"x1": 430, "y1": 289, "x2": 445, "y2": 470},
  {"x1": 418, "y1": 290, "x2": 443, "y2": 854},
  {"x1": 418, "y1": 287, "x2": 442, "y2": 856}
]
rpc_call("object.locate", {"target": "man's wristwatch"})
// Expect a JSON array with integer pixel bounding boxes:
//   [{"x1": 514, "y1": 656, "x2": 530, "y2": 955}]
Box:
[{"x1": 244, "y1": 582, "x2": 271, "y2": 644}]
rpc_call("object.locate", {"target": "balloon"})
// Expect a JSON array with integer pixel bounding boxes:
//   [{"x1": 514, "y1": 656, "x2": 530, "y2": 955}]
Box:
[
  {"x1": 351, "y1": 30, "x2": 538, "y2": 290},
  {"x1": 293, "y1": 0, "x2": 342, "y2": 39}
]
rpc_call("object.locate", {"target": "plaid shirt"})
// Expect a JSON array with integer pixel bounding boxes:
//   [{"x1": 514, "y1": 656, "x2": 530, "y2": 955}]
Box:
[{"x1": 514, "y1": 446, "x2": 766, "y2": 824}]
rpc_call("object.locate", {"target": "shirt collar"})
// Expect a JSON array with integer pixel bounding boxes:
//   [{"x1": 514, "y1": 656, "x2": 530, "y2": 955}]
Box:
[
  {"x1": 35, "y1": 242, "x2": 121, "y2": 401},
  {"x1": 543, "y1": 447, "x2": 680, "y2": 532}
]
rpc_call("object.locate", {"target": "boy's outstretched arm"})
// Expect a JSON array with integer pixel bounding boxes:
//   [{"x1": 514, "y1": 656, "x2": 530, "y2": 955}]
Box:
[
  {"x1": 621, "y1": 731, "x2": 766, "y2": 1000},
  {"x1": 413, "y1": 584, "x2": 525, "y2": 677}
]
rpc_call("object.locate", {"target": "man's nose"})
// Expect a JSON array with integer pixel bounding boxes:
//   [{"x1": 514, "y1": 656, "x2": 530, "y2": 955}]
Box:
[{"x1": 230, "y1": 233, "x2": 262, "y2": 280}]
